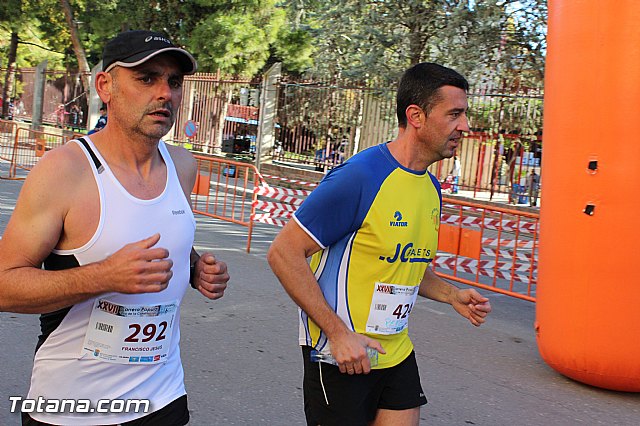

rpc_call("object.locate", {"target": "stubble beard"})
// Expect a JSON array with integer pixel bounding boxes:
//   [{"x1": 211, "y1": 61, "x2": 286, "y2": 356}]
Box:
[
  {"x1": 435, "y1": 141, "x2": 456, "y2": 162},
  {"x1": 110, "y1": 85, "x2": 176, "y2": 142},
  {"x1": 442, "y1": 133, "x2": 461, "y2": 159},
  {"x1": 132, "y1": 106, "x2": 176, "y2": 142},
  {"x1": 132, "y1": 120, "x2": 174, "y2": 141}
]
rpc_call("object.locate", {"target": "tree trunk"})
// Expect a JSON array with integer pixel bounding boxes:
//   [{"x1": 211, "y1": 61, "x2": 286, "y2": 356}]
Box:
[
  {"x1": 59, "y1": 0, "x2": 91, "y2": 91},
  {"x1": 2, "y1": 32, "x2": 18, "y2": 119},
  {"x1": 408, "y1": 29, "x2": 424, "y2": 66}
]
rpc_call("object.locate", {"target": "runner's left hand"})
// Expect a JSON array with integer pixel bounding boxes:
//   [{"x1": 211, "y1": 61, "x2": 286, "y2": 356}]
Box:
[
  {"x1": 452, "y1": 288, "x2": 491, "y2": 326},
  {"x1": 193, "y1": 253, "x2": 229, "y2": 300}
]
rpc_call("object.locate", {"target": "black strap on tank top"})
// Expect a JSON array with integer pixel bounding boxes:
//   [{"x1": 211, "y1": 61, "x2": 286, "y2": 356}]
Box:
[{"x1": 78, "y1": 136, "x2": 104, "y2": 173}]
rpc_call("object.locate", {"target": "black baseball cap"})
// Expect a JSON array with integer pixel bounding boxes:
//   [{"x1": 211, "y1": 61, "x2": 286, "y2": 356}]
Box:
[{"x1": 102, "y1": 30, "x2": 197, "y2": 74}]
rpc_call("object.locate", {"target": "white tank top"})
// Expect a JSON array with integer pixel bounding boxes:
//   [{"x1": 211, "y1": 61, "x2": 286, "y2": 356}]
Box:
[{"x1": 28, "y1": 137, "x2": 195, "y2": 425}]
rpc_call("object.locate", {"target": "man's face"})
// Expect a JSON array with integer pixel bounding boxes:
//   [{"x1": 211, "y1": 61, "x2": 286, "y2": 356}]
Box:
[
  {"x1": 419, "y1": 85, "x2": 469, "y2": 161},
  {"x1": 108, "y1": 54, "x2": 184, "y2": 141}
]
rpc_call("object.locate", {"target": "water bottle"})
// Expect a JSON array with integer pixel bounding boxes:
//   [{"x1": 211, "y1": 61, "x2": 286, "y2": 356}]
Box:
[{"x1": 310, "y1": 347, "x2": 378, "y2": 368}]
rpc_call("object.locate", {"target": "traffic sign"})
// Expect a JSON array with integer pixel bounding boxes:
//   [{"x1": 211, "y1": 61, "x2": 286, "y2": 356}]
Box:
[{"x1": 184, "y1": 120, "x2": 198, "y2": 138}]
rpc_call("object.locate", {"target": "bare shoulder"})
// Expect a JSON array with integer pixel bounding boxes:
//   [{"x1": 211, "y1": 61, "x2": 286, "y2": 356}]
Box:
[
  {"x1": 23, "y1": 141, "x2": 91, "y2": 196},
  {"x1": 164, "y1": 142, "x2": 197, "y2": 196},
  {"x1": 0, "y1": 141, "x2": 93, "y2": 267},
  {"x1": 15, "y1": 140, "x2": 95, "y2": 224},
  {"x1": 165, "y1": 143, "x2": 196, "y2": 173}
]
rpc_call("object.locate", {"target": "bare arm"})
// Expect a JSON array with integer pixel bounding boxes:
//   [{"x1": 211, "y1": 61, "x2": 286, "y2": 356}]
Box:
[
  {"x1": 267, "y1": 219, "x2": 384, "y2": 374},
  {"x1": 418, "y1": 267, "x2": 491, "y2": 326},
  {"x1": 168, "y1": 144, "x2": 229, "y2": 300},
  {"x1": 0, "y1": 146, "x2": 173, "y2": 314}
]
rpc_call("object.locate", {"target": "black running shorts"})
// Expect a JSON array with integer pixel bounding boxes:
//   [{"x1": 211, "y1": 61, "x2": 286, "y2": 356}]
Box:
[{"x1": 302, "y1": 346, "x2": 428, "y2": 426}]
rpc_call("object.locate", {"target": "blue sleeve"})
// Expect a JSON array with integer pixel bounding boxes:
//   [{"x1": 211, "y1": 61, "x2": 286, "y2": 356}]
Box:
[
  {"x1": 428, "y1": 171, "x2": 442, "y2": 210},
  {"x1": 294, "y1": 147, "x2": 394, "y2": 248}
]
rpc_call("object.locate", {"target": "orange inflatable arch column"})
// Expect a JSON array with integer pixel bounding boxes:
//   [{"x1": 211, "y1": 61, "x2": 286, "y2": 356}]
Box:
[{"x1": 537, "y1": 0, "x2": 640, "y2": 391}]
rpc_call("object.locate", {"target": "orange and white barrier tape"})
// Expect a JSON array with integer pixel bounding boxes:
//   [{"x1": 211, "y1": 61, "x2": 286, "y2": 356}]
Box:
[
  {"x1": 253, "y1": 199, "x2": 297, "y2": 213},
  {"x1": 434, "y1": 256, "x2": 536, "y2": 282},
  {"x1": 482, "y1": 247, "x2": 537, "y2": 262},
  {"x1": 482, "y1": 238, "x2": 536, "y2": 249},
  {"x1": 441, "y1": 213, "x2": 538, "y2": 233},
  {"x1": 254, "y1": 184, "x2": 309, "y2": 206},
  {"x1": 261, "y1": 174, "x2": 318, "y2": 188},
  {"x1": 252, "y1": 213, "x2": 288, "y2": 227},
  {"x1": 251, "y1": 178, "x2": 310, "y2": 226}
]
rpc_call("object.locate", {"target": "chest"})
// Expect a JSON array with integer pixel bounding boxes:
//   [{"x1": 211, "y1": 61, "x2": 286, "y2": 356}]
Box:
[
  {"x1": 357, "y1": 191, "x2": 440, "y2": 264},
  {"x1": 59, "y1": 164, "x2": 192, "y2": 254}
]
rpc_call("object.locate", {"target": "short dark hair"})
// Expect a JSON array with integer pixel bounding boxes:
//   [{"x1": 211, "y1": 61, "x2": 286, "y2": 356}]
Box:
[{"x1": 396, "y1": 63, "x2": 469, "y2": 127}]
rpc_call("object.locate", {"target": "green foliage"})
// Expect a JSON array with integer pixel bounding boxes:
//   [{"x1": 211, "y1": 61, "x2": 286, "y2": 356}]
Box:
[
  {"x1": 0, "y1": 24, "x2": 65, "y2": 69},
  {"x1": 1, "y1": 0, "x2": 548, "y2": 80},
  {"x1": 289, "y1": 0, "x2": 546, "y2": 90},
  {"x1": 189, "y1": 2, "x2": 286, "y2": 76},
  {"x1": 278, "y1": 0, "x2": 547, "y2": 139},
  {"x1": 0, "y1": 0, "x2": 66, "y2": 69},
  {"x1": 2, "y1": 0, "x2": 313, "y2": 76},
  {"x1": 468, "y1": 90, "x2": 544, "y2": 148},
  {"x1": 272, "y1": 27, "x2": 315, "y2": 74}
]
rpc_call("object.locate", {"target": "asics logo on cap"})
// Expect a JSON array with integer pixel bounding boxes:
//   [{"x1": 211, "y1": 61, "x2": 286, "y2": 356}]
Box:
[{"x1": 144, "y1": 35, "x2": 171, "y2": 44}]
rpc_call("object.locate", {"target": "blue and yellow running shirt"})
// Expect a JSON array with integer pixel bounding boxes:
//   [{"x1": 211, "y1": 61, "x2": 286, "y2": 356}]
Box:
[{"x1": 294, "y1": 142, "x2": 442, "y2": 369}]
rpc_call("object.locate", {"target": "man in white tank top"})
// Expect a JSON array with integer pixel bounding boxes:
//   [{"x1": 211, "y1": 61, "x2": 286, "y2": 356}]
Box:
[{"x1": 0, "y1": 30, "x2": 230, "y2": 425}]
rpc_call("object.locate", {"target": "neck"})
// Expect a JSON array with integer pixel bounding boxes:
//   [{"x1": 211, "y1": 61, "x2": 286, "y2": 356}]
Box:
[
  {"x1": 387, "y1": 127, "x2": 437, "y2": 171},
  {"x1": 89, "y1": 125, "x2": 162, "y2": 174}
]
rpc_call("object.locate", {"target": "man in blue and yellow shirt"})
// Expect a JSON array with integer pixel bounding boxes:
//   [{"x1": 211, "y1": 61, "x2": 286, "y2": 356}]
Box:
[{"x1": 268, "y1": 63, "x2": 492, "y2": 426}]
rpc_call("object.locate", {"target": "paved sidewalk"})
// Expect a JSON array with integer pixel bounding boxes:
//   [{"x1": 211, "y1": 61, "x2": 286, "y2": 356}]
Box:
[{"x1": 0, "y1": 171, "x2": 637, "y2": 425}]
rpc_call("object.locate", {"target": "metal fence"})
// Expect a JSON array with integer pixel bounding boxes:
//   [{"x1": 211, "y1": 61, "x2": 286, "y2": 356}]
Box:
[
  {"x1": 0, "y1": 67, "x2": 89, "y2": 130},
  {"x1": 0, "y1": 121, "x2": 75, "y2": 180},
  {"x1": 2, "y1": 66, "x2": 544, "y2": 201},
  {"x1": 249, "y1": 175, "x2": 538, "y2": 301},
  {"x1": 191, "y1": 153, "x2": 263, "y2": 252},
  {"x1": 167, "y1": 73, "x2": 261, "y2": 155},
  {"x1": 273, "y1": 82, "x2": 397, "y2": 173},
  {"x1": 435, "y1": 198, "x2": 538, "y2": 302},
  {"x1": 272, "y1": 80, "x2": 543, "y2": 198},
  {"x1": 0, "y1": 120, "x2": 18, "y2": 164}
]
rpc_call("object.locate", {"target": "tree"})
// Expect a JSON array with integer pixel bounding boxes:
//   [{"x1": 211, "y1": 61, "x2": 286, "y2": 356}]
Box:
[
  {"x1": 2, "y1": 0, "x2": 547, "y2": 90},
  {"x1": 0, "y1": 0, "x2": 69, "y2": 116},
  {"x1": 77, "y1": 0, "x2": 313, "y2": 77},
  {"x1": 288, "y1": 0, "x2": 546, "y2": 89},
  {"x1": 59, "y1": 0, "x2": 90, "y2": 90},
  {"x1": 0, "y1": 0, "x2": 22, "y2": 117}
]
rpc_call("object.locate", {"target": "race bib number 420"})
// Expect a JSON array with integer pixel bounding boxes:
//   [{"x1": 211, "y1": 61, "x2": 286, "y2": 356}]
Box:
[
  {"x1": 365, "y1": 282, "x2": 419, "y2": 335},
  {"x1": 81, "y1": 299, "x2": 177, "y2": 364}
]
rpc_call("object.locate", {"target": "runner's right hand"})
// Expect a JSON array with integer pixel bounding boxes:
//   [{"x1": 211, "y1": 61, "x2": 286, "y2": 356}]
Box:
[
  {"x1": 99, "y1": 233, "x2": 173, "y2": 294},
  {"x1": 329, "y1": 330, "x2": 385, "y2": 375}
]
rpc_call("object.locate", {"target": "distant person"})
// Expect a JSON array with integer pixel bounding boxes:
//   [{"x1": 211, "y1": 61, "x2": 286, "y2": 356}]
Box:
[
  {"x1": 330, "y1": 141, "x2": 344, "y2": 164},
  {"x1": 7, "y1": 99, "x2": 15, "y2": 120},
  {"x1": 70, "y1": 104, "x2": 82, "y2": 131},
  {"x1": 528, "y1": 169, "x2": 541, "y2": 207},
  {"x1": 88, "y1": 106, "x2": 107, "y2": 135},
  {"x1": 55, "y1": 104, "x2": 66, "y2": 128},
  {"x1": 450, "y1": 155, "x2": 461, "y2": 194},
  {"x1": 340, "y1": 134, "x2": 349, "y2": 152},
  {"x1": 14, "y1": 97, "x2": 25, "y2": 119},
  {"x1": 268, "y1": 63, "x2": 491, "y2": 426},
  {"x1": 0, "y1": 30, "x2": 229, "y2": 425}
]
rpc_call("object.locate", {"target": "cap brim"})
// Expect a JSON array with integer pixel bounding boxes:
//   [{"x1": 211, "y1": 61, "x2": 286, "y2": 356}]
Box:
[{"x1": 104, "y1": 47, "x2": 197, "y2": 75}]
